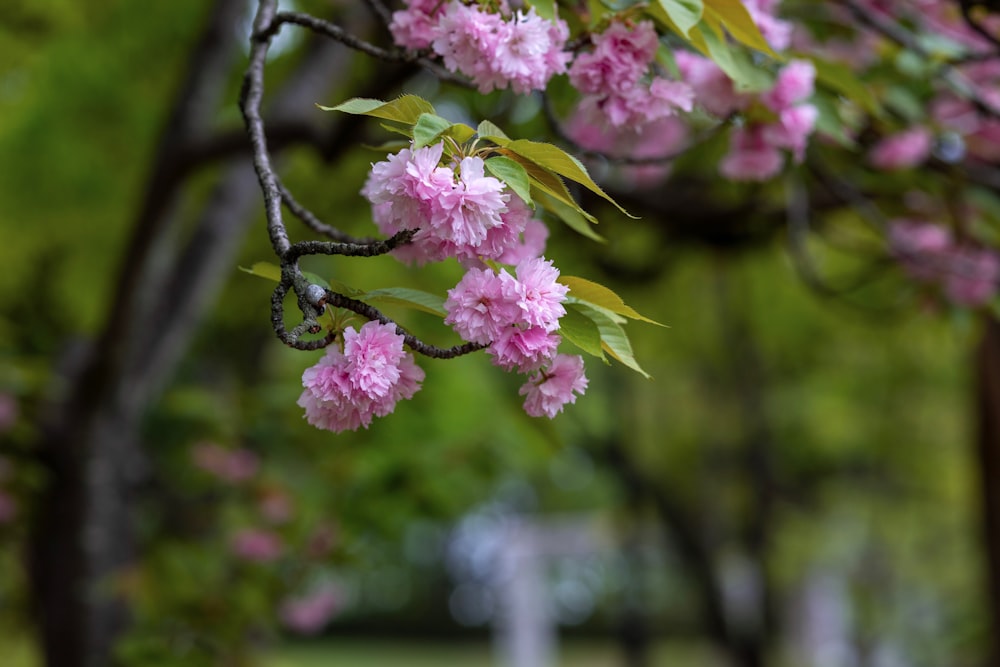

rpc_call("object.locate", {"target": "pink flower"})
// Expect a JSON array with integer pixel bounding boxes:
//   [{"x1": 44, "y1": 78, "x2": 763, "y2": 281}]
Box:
[
  {"x1": 743, "y1": 0, "x2": 793, "y2": 51},
  {"x1": 431, "y1": 2, "x2": 569, "y2": 94},
  {"x1": 259, "y1": 491, "x2": 294, "y2": 524},
  {"x1": 298, "y1": 327, "x2": 425, "y2": 433},
  {"x1": 492, "y1": 8, "x2": 571, "y2": 95},
  {"x1": 446, "y1": 257, "x2": 569, "y2": 372},
  {"x1": 440, "y1": 157, "x2": 508, "y2": 246},
  {"x1": 505, "y1": 257, "x2": 568, "y2": 332},
  {"x1": 231, "y1": 528, "x2": 284, "y2": 563},
  {"x1": 343, "y1": 321, "x2": 409, "y2": 400},
  {"x1": 191, "y1": 443, "x2": 259, "y2": 483},
  {"x1": 764, "y1": 104, "x2": 818, "y2": 162},
  {"x1": 444, "y1": 267, "x2": 518, "y2": 344},
  {"x1": 0, "y1": 490, "x2": 17, "y2": 524},
  {"x1": 762, "y1": 60, "x2": 815, "y2": 112},
  {"x1": 489, "y1": 326, "x2": 561, "y2": 372},
  {"x1": 888, "y1": 219, "x2": 953, "y2": 282},
  {"x1": 496, "y1": 217, "x2": 549, "y2": 264},
  {"x1": 389, "y1": 0, "x2": 445, "y2": 50},
  {"x1": 569, "y1": 21, "x2": 690, "y2": 130},
  {"x1": 280, "y1": 587, "x2": 341, "y2": 635},
  {"x1": 720, "y1": 126, "x2": 784, "y2": 181},
  {"x1": 363, "y1": 144, "x2": 453, "y2": 238},
  {"x1": 870, "y1": 127, "x2": 934, "y2": 170},
  {"x1": 519, "y1": 354, "x2": 589, "y2": 418},
  {"x1": 676, "y1": 51, "x2": 746, "y2": 117},
  {"x1": 942, "y1": 247, "x2": 1000, "y2": 306},
  {"x1": 569, "y1": 21, "x2": 659, "y2": 96}
]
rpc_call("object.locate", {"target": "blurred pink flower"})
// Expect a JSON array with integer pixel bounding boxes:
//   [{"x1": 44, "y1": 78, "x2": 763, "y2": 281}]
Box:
[
  {"x1": 259, "y1": 491, "x2": 294, "y2": 525},
  {"x1": 0, "y1": 393, "x2": 18, "y2": 434},
  {"x1": 279, "y1": 587, "x2": 341, "y2": 635},
  {"x1": 888, "y1": 220, "x2": 953, "y2": 282},
  {"x1": 192, "y1": 443, "x2": 259, "y2": 484},
  {"x1": 869, "y1": 128, "x2": 933, "y2": 170},
  {"x1": 231, "y1": 528, "x2": 284, "y2": 563},
  {"x1": 720, "y1": 126, "x2": 784, "y2": 181},
  {"x1": 942, "y1": 247, "x2": 1000, "y2": 306},
  {"x1": 0, "y1": 490, "x2": 17, "y2": 523}
]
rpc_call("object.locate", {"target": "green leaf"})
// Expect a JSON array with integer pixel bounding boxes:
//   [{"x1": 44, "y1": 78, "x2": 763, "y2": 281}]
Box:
[
  {"x1": 485, "y1": 156, "x2": 532, "y2": 205},
  {"x1": 444, "y1": 122, "x2": 477, "y2": 144},
  {"x1": 239, "y1": 261, "x2": 281, "y2": 282},
  {"x1": 302, "y1": 271, "x2": 330, "y2": 289},
  {"x1": 703, "y1": 0, "x2": 778, "y2": 57},
  {"x1": 811, "y1": 92, "x2": 856, "y2": 148},
  {"x1": 504, "y1": 140, "x2": 637, "y2": 218},
  {"x1": 698, "y1": 23, "x2": 773, "y2": 92},
  {"x1": 526, "y1": 0, "x2": 556, "y2": 21},
  {"x1": 477, "y1": 119, "x2": 511, "y2": 146},
  {"x1": 560, "y1": 306, "x2": 607, "y2": 360},
  {"x1": 810, "y1": 56, "x2": 883, "y2": 118},
  {"x1": 657, "y1": 0, "x2": 703, "y2": 36},
  {"x1": 317, "y1": 95, "x2": 435, "y2": 126},
  {"x1": 361, "y1": 287, "x2": 447, "y2": 317},
  {"x1": 561, "y1": 276, "x2": 665, "y2": 325},
  {"x1": 535, "y1": 189, "x2": 606, "y2": 242},
  {"x1": 412, "y1": 113, "x2": 454, "y2": 149},
  {"x1": 574, "y1": 303, "x2": 652, "y2": 378},
  {"x1": 503, "y1": 152, "x2": 597, "y2": 223}
]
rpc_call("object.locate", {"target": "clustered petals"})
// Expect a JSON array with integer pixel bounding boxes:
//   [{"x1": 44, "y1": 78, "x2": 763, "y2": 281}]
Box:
[
  {"x1": 889, "y1": 220, "x2": 1000, "y2": 306},
  {"x1": 716, "y1": 59, "x2": 818, "y2": 181},
  {"x1": 391, "y1": 0, "x2": 570, "y2": 94},
  {"x1": 361, "y1": 142, "x2": 546, "y2": 266},
  {"x1": 568, "y1": 20, "x2": 693, "y2": 129},
  {"x1": 298, "y1": 321, "x2": 425, "y2": 433},
  {"x1": 445, "y1": 258, "x2": 586, "y2": 416}
]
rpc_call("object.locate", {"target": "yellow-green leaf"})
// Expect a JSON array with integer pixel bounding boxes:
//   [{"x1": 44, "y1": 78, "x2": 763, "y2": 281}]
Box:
[
  {"x1": 477, "y1": 119, "x2": 511, "y2": 146},
  {"x1": 505, "y1": 139, "x2": 637, "y2": 218},
  {"x1": 485, "y1": 156, "x2": 532, "y2": 205},
  {"x1": 560, "y1": 305, "x2": 607, "y2": 360},
  {"x1": 811, "y1": 56, "x2": 883, "y2": 118},
  {"x1": 317, "y1": 95, "x2": 435, "y2": 125},
  {"x1": 703, "y1": 0, "x2": 778, "y2": 58},
  {"x1": 239, "y1": 261, "x2": 281, "y2": 282},
  {"x1": 561, "y1": 276, "x2": 665, "y2": 325},
  {"x1": 412, "y1": 113, "x2": 454, "y2": 148},
  {"x1": 503, "y1": 152, "x2": 597, "y2": 223},
  {"x1": 574, "y1": 303, "x2": 652, "y2": 378},
  {"x1": 657, "y1": 0, "x2": 703, "y2": 37},
  {"x1": 534, "y1": 189, "x2": 606, "y2": 243},
  {"x1": 361, "y1": 288, "x2": 447, "y2": 317}
]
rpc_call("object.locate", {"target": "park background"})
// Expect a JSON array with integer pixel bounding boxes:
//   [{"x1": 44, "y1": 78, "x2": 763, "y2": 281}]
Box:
[{"x1": 0, "y1": 1, "x2": 992, "y2": 666}]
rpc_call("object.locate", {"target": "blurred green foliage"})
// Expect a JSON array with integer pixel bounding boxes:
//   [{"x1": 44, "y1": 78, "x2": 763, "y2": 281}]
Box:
[{"x1": 0, "y1": 1, "x2": 987, "y2": 665}]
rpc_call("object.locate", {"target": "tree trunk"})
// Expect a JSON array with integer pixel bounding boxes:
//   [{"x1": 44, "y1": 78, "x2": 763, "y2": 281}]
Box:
[
  {"x1": 976, "y1": 315, "x2": 1000, "y2": 667},
  {"x1": 26, "y1": 3, "x2": 384, "y2": 665}
]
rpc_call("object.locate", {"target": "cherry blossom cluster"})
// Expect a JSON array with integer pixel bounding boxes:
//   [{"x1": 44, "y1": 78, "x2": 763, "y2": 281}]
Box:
[
  {"x1": 682, "y1": 56, "x2": 818, "y2": 181},
  {"x1": 889, "y1": 220, "x2": 1000, "y2": 307},
  {"x1": 444, "y1": 257, "x2": 588, "y2": 418},
  {"x1": 568, "y1": 20, "x2": 693, "y2": 129},
  {"x1": 390, "y1": 0, "x2": 571, "y2": 94},
  {"x1": 362, "y1": 141, "x2": 544, "y2": 266},
  {"x1": 298, "y1": 320, "x2": 425, "y2": 432}
]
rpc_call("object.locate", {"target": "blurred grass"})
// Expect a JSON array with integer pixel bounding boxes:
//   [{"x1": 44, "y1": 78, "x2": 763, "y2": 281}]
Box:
[
  {"x1": 0, "y1": 635, "x2": 723, "y2": 667},
  {"x1": 265, "y1": 638, "x2": 724, "y2": 667}
]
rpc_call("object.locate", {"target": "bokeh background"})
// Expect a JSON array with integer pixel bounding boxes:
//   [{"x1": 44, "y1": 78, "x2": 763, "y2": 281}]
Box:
[{"x1": 0, "y1": 1, "x2": 990, "y2": 666}]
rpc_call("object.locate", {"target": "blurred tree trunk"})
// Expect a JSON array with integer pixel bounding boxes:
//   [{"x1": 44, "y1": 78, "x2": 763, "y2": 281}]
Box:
[
  {"x1": 26, "y1": 2, "x2": 388, "y2": 665},
  {"x1": 976, "y1": 316, "x2": 1000, "y2": 667}
]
